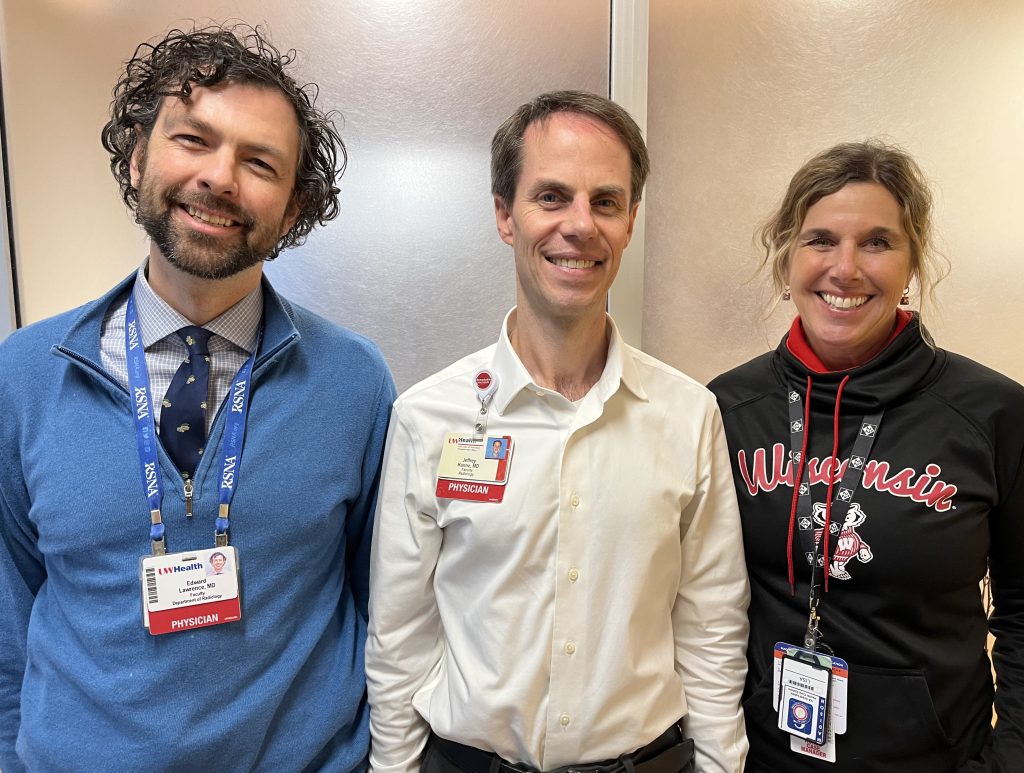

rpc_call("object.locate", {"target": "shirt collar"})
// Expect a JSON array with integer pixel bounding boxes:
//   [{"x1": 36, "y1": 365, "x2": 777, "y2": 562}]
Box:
[
  {"x1": 132, "y1": 262, "x2": 263, "y2": 353},
  {"x1": 489, "y1": 308, "x2": 647, "y2": 414}
]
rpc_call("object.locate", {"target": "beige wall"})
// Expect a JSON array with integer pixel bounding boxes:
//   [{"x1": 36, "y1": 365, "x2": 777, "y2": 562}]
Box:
[
  {"x1": 7, "y1": 1, "x2": 1024, "y2": 387},
  {"x1": 645, "y1": 0, "x2": 1024, "y2": 385},
  {"x1": 1, "y1": 0, "x2": 609, "y2": 390}
]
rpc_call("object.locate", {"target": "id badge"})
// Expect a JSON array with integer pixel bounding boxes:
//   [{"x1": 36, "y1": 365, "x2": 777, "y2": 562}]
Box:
[
  {"x1": 773, "y1": 642, "x2": 849, "y2": 762},
  {"x1": 140, "y1": 546, "x2": 242, "y2": 635},
  {"x1": 435, "y1": 433, "x2": 514, "y2": 503}
]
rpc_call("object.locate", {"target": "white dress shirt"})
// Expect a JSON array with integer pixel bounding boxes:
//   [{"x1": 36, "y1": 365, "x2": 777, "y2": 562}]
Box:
[{"x1": 366, "y1": 313, "x2": 750, "y2": 773}]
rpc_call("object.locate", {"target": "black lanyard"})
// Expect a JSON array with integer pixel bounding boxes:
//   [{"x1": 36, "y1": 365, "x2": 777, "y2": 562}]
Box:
[{"x1": 786, "y1": 383, "x2": 882, "y2": 648}]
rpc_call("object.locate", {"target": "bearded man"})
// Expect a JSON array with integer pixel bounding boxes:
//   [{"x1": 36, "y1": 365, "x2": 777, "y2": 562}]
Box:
[{"x1": 0, "y1": 24, "x2": 394, "y2": 772}]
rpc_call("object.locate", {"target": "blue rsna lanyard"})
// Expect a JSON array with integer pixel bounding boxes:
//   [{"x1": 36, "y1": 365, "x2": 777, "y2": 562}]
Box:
[{"x1": 125, "y1": 293, "x2": 259, "y2": 556}]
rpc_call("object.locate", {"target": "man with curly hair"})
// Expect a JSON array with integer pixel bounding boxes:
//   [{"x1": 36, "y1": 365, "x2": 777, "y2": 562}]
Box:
[{"x1": 0, "y1": 24, "x2": 394, "y2": 772}]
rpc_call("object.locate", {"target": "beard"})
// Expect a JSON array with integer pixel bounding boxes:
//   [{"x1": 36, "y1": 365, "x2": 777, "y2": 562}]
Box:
[{"x1": 135, "y1": 174, "x2": 288, "y2": 281}]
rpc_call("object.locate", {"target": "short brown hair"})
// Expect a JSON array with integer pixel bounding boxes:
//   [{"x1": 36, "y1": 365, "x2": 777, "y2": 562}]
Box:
[{"x1": 490, "y1": 90, "x2": 650, "y2": 207}]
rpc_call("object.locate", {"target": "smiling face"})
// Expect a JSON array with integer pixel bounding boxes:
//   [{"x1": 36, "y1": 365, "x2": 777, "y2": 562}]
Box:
[
  {"x1": 131, "y1": 83, "x2": 301, "y2": 280},
  {"x1": 494, "y1": 112, "x2": 638, "y2": 328},
  {"x1": 211, "y1": 553, "x2": 226, "y2": 572},
  {"x1": 787, "y1": 182, "x2": 914, "y2": 370}
]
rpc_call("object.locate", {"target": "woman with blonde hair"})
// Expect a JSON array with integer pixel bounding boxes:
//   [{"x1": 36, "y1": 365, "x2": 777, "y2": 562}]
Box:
[{"x1": 709, "y1": 141, "x2": 1024, "y2": 771}]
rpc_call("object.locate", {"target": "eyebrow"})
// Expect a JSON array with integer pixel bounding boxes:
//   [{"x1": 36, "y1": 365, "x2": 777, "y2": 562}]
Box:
[
  {"x1": 591, "y1": 185, "x2": 628, "y2": 200},
  {"x1": 799, "y1": 226, "x2": 902, "y2": 239},
  {"x1": 526, "y1": 179, "x2": 628, "y2": 200},
  {"x1": 167, "y1": 114, "x2": 291, "y2": 164}
]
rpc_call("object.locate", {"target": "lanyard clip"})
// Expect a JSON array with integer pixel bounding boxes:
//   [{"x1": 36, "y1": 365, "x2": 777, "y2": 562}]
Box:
[
  {"x1": 804, "y1": 589, "x2": 821, "y2": 650},
  {"x1": 473, "y1": 402, "x2": 490, "y2": 440},
  {"x1": 215, "y1": 504, "x2": 230, "y2": 547},
  {"x1": 150, "y1": 509, "x2": 167, "y2": 555}
]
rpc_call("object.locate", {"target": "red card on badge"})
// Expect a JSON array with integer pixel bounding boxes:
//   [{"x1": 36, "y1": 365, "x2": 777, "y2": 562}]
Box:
[
  {"x1": 140, "y1": 546, "x2": 242, "y2": 635},
  {"x1": 435, "y1": 434, "x2": 513, "y2": 503}
]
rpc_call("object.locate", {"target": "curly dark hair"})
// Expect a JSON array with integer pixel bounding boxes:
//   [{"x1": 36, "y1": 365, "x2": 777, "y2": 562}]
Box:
[{"x1": 101, "y1": 23, "x2": 346, "y2": 258}]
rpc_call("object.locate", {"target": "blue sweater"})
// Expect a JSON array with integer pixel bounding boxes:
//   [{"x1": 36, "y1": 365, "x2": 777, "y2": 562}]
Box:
[{"x1": 0, "y1": 275, "x2": 396, "y2": 772}]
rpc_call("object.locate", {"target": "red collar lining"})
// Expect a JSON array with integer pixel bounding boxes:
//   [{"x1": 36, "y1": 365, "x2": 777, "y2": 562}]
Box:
[{"x1": 785, "y1": 310, "x2": 911, "y2": 373}]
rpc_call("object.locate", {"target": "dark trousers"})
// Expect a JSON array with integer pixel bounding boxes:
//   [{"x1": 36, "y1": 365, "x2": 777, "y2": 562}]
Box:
[{"x1": 421, "y1": 720, "x2": 695, "y2": 773}]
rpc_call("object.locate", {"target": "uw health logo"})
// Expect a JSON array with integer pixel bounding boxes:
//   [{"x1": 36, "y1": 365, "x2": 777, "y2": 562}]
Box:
[
  {"x1": 158, "y1": 562, "x2": 203, "y2": 575},
  {"x1": 737, "y1": 443, "x2": 957, "y2": 512}
]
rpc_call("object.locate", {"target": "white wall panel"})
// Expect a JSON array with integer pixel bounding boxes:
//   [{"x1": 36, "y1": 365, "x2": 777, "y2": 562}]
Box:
[
  {"x1": 645, "y1": 0, "x2": 1024, "y2": 385},
  {"x1": 2, "y1": 0, "x2": 609, "y2": 389}
]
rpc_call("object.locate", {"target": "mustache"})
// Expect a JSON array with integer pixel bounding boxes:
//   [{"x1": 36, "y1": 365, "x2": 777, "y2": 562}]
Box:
[{"x1": 163, "y1": 185, "x2": 254, "y2": 228}]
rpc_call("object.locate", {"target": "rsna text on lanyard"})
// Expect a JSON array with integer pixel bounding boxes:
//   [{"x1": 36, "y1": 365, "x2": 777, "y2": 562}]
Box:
[{"x1": 125, "y1": 293, "x2": 258, "y2": 556}]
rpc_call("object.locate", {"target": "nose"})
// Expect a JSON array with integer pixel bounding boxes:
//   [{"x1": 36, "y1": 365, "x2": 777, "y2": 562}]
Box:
[
  {"x1": 561, "y1": 196, "x2": 597, "y2": 240},
  {"x1": 197, "y1": 148, "x2": 239, "y2": 198},
  {"x1": 832, "y1": 239, "x2": 862, "y2": 281}
]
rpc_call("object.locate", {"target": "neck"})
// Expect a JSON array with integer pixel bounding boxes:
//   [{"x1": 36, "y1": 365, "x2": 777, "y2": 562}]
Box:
[
  {"x1": 147, "y1": 249, "x2": 263, "y2": 325},
  {"x1": 509, "y1": 305, "x2": 609, "y2": 401}
]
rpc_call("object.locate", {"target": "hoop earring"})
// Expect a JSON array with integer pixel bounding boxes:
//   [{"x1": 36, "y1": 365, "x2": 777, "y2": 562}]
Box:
[
  {"x1": 782, "y1": 286, "x2": 791, "y2": 301},
  {"x1": 899, "y1": 287, "x2": 910, "y2": 306}
]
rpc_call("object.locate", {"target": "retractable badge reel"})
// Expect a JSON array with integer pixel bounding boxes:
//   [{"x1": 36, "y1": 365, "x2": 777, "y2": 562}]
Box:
[{"x1": 473, "y1": 369, "x2": 499, "y2": 438}]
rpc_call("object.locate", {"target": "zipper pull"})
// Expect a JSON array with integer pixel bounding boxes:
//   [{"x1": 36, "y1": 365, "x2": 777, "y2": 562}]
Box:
[{"x1": 184, "y1": 476, "x2": 194, "y2": 518}]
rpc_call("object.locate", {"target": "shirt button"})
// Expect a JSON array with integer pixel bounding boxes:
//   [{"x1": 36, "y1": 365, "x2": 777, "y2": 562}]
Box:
[
  {"x1": 535, "y1": 390, "x2": 545, "y2": 397},
  {"x1": 570, "y1": 493, "x2": 580, "y2": 507},
  {"x1": 564, "y1": 641, "x2": 576, "y2": 655},
  {"x1": 560, "y1": 713, "x2": 571, "y2": 726},
  {"x1": 568, "y1": 568, "x2": 580, "y2": 582}
]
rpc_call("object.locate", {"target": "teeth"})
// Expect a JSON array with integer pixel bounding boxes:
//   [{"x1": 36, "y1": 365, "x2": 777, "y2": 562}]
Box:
[
  {"x1": 820, "y1": 292, "x2": 868, "y2": 309},
  {"x1": 550, "y1": 257, "x2": 596, "y2": 269},
  {"x1": 187, "y1": 206, "x2": 235, "y2": 227}
]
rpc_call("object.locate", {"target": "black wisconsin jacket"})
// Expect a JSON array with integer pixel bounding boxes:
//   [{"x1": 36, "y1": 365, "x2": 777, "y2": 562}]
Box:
[{"x1": 709, "y1": 314, "x2": 1024, "y2": 773}]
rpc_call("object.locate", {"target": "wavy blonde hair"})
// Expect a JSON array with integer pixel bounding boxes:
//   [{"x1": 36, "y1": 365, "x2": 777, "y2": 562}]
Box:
[{"x1": 759, "y1": 141, "x2": 947, "y2": 321}]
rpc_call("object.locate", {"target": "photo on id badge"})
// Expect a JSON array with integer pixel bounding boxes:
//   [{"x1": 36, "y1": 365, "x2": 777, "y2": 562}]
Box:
[
  {"x1": 207, "y1": 550, "x2": 231, "y2": 576},
  {"x1": 486, "y1": 437, "x2": 507, "y2": 460}
]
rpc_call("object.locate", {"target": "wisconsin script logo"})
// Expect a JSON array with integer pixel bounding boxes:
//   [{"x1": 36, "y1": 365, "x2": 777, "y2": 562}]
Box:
[{"x1": 737, "y1": 443, "x2": 957, "y2": 512}]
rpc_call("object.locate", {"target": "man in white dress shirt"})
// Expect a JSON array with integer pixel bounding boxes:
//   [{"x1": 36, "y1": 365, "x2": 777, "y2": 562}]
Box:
[{"x1": 366, "y1": 91, "x2": 749, "y2": 773}]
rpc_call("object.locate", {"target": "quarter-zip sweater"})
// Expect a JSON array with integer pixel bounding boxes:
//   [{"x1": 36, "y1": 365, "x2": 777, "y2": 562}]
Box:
[
  {"x1": 709, "y1": 314, "x2": 1024, "y2": 772},
  {"x1": 0, "y1": 274, "x2": 395, "y2": 772}
]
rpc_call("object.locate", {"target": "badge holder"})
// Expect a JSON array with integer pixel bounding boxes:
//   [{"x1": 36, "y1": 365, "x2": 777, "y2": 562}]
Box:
[
  {"x1": 140, "y1": 545, "x2": 242, "y2": 635},
  {"x1": 772, "y1": 591, "x2": 849, "y2": 762},
  {"x1": 435, "y1": 370, "x2": 515, "y2": 503}
]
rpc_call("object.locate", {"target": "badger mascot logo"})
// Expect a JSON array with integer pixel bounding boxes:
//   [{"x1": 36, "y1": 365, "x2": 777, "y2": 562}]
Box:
[{"x1": 812, "y1": 502, "x2": 873, "y2": 580}]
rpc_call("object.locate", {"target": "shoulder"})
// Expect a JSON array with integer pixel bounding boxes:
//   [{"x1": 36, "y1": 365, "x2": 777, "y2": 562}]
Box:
[
  {"x1": 395, "y1": 346, "x2": 493, "y2": 412},
  {"x1": 625, "y1": 344, "x2": 719, "y2": 410},
  {"x1": 706, "y1": 352, "x2": 777, "y2": 414},
  {"x1": 279, "y1": 296, "x2": 391, "y2": 381},
  {"x1": 0, "y1": 302, "x2": 94, "y2": 373},
  {"x1": 925, "y1": 349, "x2": 1024, "y2": 429},
  {"x1": 936, "y1": 350, "x2": 1024, "y2": 401}
]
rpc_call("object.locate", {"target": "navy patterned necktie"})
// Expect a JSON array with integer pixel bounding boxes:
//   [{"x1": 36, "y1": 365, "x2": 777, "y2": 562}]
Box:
[{"x1": 160, "y1": 326, "x2": 213, "y2": 478}]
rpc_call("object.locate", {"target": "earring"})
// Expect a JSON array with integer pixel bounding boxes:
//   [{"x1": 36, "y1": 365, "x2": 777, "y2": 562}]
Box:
[
  {"x1": 782, "y1": 286, "x2": 791, "y2": 301},
  {"x1": 899, "y1": 287, "x2": 910, "y2": 306}
]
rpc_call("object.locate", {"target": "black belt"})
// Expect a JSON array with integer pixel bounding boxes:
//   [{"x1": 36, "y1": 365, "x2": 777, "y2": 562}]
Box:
[{"x1": 429, "y1": 719, "x2": 694, "y2": 773}]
